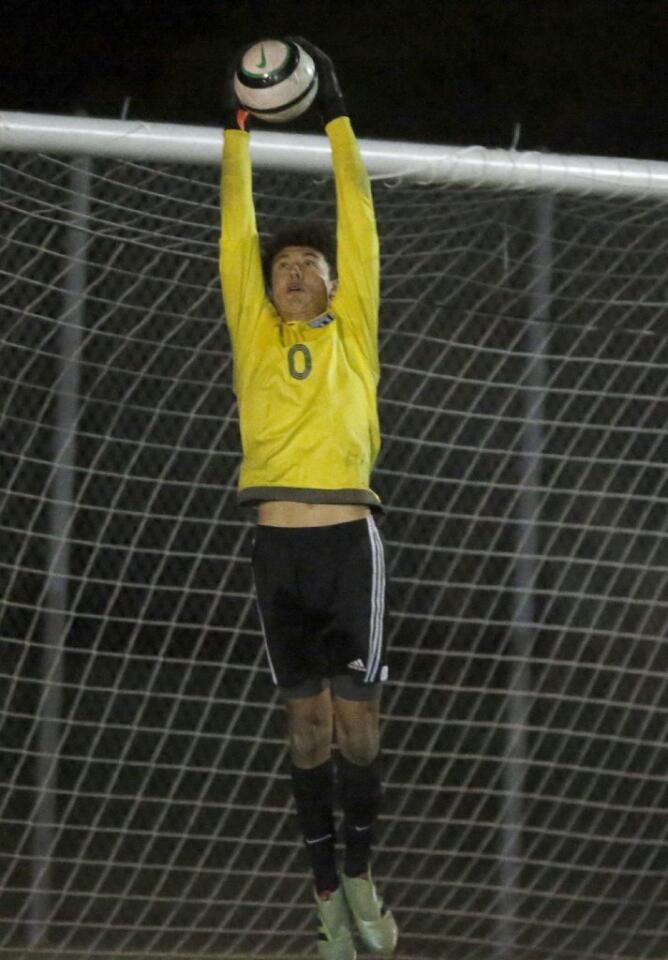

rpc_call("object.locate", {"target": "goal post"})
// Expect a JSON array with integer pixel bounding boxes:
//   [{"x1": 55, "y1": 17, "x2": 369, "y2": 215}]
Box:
[{"x1": 1, "y1": 111, "x2": 667, "y2": 960}]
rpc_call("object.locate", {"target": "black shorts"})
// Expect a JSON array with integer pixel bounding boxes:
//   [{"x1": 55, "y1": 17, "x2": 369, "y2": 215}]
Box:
[{"x1": 251, "y1": 517, "x2": 389, "y2": 701}]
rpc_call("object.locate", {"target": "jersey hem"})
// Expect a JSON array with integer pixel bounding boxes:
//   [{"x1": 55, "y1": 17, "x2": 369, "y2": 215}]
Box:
[{"x1": 238, "y1": 485, "x2": 385, "y2": 514}]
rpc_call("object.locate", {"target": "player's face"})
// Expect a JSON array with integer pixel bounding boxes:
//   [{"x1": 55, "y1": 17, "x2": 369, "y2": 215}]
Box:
[{"x1": 270, "y1": 246, "x2": 334, "y2": 322}]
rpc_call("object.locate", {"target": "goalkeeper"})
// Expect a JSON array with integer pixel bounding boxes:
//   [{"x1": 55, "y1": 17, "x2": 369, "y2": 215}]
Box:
[{"x1": 220, "y1": 38, "x2": 397, "y2": 960}]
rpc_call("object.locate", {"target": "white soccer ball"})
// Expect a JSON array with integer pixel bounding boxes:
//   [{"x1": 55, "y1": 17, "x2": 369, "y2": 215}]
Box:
[{"x1": 234, "y1": 39, "x2": 319, "y2": 124}]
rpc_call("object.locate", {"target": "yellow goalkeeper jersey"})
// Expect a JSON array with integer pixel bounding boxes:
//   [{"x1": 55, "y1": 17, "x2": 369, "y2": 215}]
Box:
[{"x1": 219, "y1": 116, "x2": 382, "y2": 510}]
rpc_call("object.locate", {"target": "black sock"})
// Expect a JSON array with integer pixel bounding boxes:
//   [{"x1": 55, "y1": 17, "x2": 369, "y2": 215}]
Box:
[
  {"x1": 338, "y1": 752, "x2": 383, "y2": 878},
  {"x1": 290, "y1": 759, "x2": 338, "y2": 894}
]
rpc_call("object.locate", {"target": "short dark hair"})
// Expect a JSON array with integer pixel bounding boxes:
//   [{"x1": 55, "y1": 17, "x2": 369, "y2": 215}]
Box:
[{"x1": 261, "y1": 222, "x2": 336, "y2": 288}]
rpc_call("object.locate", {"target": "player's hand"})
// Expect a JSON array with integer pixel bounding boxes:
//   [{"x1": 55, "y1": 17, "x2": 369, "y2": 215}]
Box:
[
  {"x1": 287, "y1": 37, "x2": 347, "y2": 125},
  {"x1": 222, "y1": 48, "x2": 251, "y2": 131}
]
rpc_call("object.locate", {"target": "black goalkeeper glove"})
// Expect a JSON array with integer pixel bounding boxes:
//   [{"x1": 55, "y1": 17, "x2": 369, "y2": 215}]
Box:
[
  {"x1": 287, "y1": 37, "x2": 347, "y2": 124},
  {"x1": 222, "y1": 48, "x2": 251, "y2": 131}
]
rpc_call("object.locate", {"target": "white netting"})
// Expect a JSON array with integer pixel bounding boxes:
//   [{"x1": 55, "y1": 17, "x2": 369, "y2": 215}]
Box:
[{"x1": 1, "y1": 134, "x2": 667, "y2": 960}]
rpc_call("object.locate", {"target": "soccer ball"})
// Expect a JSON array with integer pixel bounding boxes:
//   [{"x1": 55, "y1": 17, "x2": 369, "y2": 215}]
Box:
[{"x1": 234, "y1": 39, "x2": 319, "y2": 123}]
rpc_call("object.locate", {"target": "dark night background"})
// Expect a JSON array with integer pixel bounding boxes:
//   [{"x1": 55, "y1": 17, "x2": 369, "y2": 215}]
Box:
[{"x1": 1, "y1": 0, "x2": 667, "y2": 160}]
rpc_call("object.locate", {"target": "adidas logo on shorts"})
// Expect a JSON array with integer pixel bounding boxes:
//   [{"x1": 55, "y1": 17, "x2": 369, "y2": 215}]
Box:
[{"x1": 347, "y1": 658, "x2": 366, "y2": 672}]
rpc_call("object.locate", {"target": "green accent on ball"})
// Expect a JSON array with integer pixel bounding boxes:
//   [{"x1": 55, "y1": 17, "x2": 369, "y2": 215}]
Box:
[
  {"x1": 256, "y1": 46, "x2": 267, "y2": 69},
  {"x1": 240, "y1": 42, "x2": 290, "y2": 79}
]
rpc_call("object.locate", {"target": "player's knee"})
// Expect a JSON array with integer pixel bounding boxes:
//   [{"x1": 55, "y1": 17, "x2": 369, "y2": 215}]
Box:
[
  {"x1": 338, "y1": 727, "x2": 379, "y2": 767},
  {"x1": 288, "y1": 714, "x2": 332, "y2": 767},
  {"x1": 335, "y1": 697, "x2": 380, "y2": 766}
]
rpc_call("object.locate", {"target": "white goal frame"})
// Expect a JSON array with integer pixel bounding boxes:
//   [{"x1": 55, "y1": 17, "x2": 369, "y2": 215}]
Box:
[{"x1": 3, "y1": 110, "x2": 668, "y2": 196}]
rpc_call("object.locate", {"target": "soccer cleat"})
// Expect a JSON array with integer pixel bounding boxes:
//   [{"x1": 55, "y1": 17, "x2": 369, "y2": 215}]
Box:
[
  {"x1": 315, "y1": 887, "x2": 357, "y2": 960},
  {"x1": 341, "y1": 871, "x2": 398, "y2": 956}
]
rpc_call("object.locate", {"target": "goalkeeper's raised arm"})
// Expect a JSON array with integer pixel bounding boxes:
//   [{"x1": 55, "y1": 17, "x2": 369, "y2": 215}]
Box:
[
  {"x1": 218, "y1": 40, "x2": 396, "y2": 959},
  {"x1": 293, "y1": 38, "x2": 380, "y2": 356},
  {"x1": 219, "y1": 54, "x2": 265, "y2": 354}
]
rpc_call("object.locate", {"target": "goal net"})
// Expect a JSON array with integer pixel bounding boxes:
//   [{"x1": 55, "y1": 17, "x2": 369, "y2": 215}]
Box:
[{"x1": 1, "y1": 115, "x2": 666, "y2": 960}]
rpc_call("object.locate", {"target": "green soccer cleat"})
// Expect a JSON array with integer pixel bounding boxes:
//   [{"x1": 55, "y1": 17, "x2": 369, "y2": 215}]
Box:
[
  {"x1": 341, "y1": 872, "x2": 398, "y2": 956},
  {"x1": 315, "y1": 886, "x2": 357, "y2": 960}
]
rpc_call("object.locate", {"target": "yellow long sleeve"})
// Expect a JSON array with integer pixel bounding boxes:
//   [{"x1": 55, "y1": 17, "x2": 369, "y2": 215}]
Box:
[{"x1": 218, "y1": 118, "x2": 382, "y2": 510}]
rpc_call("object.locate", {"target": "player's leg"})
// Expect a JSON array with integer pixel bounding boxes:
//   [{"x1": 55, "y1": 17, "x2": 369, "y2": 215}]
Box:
[
  {"x1": 323, "y1": 516, "x2": 388, "y2": 880},
  {"x1": 252, "y1": 527, "x2": 356, "y2": 957},
  {"x1": 332, "y1": 689, "x2": 396, "y2": 955},
  {"x1": 332, "y1": 692, "x2": 382, "y2": 879},
  {"x1": 286, "y1": 686, "x2": 339, "y2": 895},
  {"x1": 287, "y1": 687, "x2": 357, "y2": 960},
  {"x1": 286, "y1": 685, "x2": 334, "y2": 768},
  {"x1": 332, "y1": 687, "x2": 396, "y2": 955},
  {"x1": 251, "y1": 527, "x2": 340, "y2": 893},
  {"x1": 323, "y1": 516, "x2": 396, "y2": 955}
]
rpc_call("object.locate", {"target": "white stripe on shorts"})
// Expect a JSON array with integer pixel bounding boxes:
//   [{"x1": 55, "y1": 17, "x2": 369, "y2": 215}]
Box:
[
  {"x1": 365, "y1": 515, "x2": 385, "y2": 683},
  {"x1": 253, "y1": 594, "x2": 278, "y2": 685}
]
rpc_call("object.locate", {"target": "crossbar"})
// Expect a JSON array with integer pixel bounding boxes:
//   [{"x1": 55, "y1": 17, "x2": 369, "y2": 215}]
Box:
[{"x1": 1, "y1": 110, "x2": 668, "y2": 198}]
